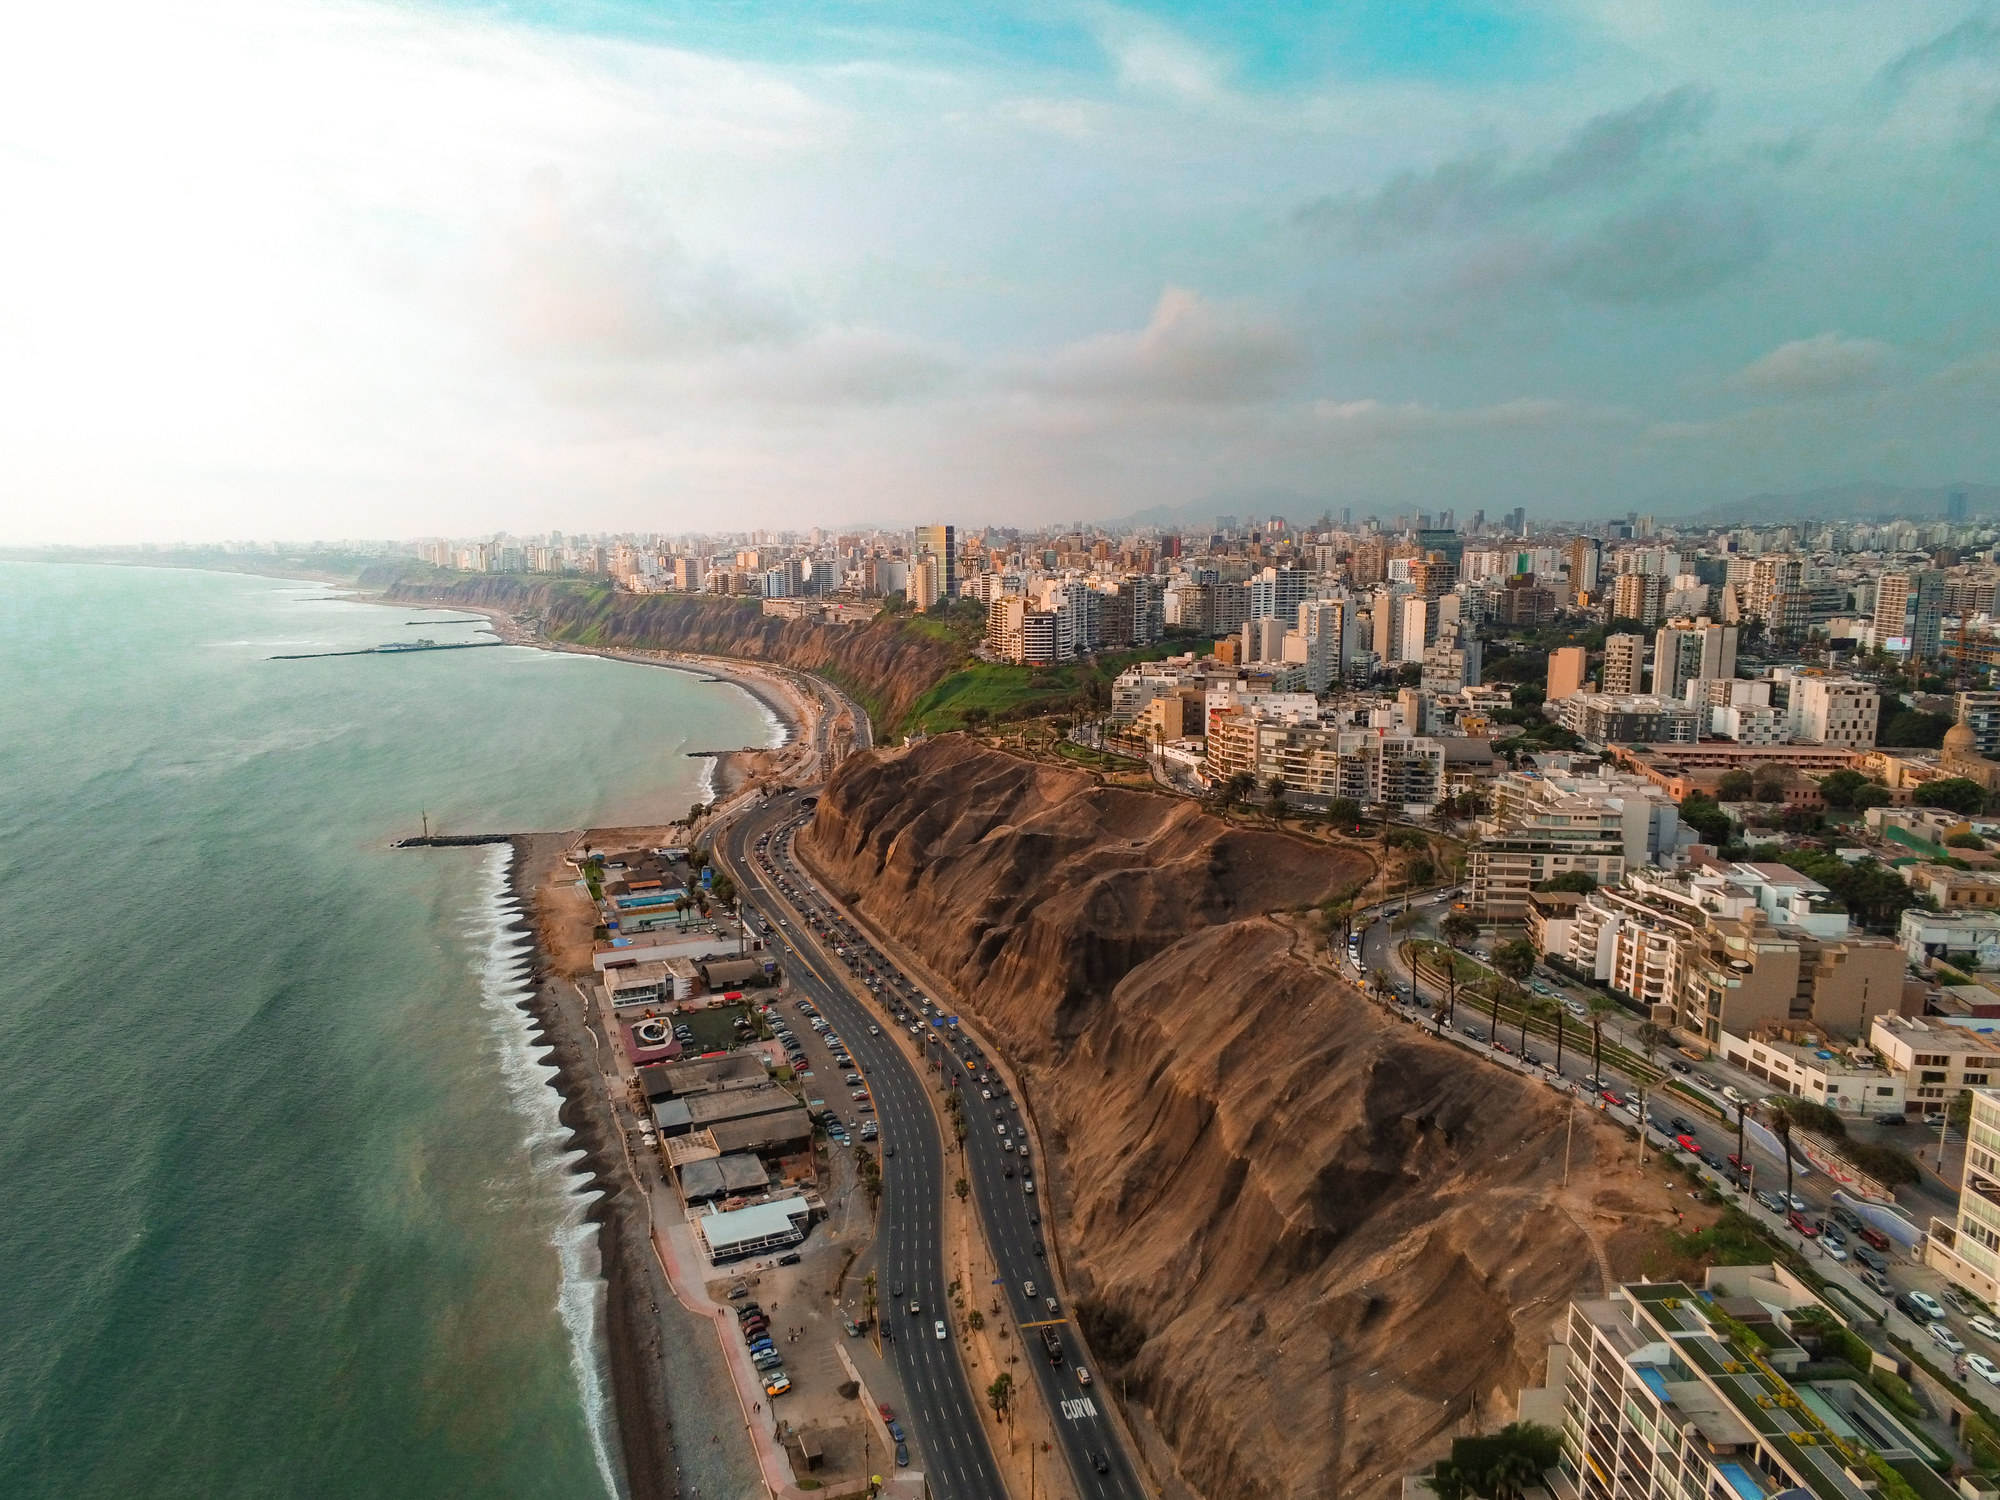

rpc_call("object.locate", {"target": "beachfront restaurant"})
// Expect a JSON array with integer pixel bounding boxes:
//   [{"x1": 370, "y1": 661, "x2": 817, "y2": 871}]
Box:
[{"x1": 693, "y1": 1198, "x2": 811, "y2": 1264}]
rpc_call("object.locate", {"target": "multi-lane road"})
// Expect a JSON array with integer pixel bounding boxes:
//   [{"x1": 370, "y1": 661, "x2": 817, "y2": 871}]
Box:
[
  {"x1": 715, "y1": 795, "x2": 1007, "y2": 1500},
  {"x1": 713, "y1": 792, "x2": 1148, "y2": 1500}
]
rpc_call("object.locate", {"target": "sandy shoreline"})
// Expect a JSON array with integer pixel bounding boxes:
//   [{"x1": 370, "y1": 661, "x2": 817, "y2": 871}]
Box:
[{"x1": 501, "y1": 833, "x2": 681, "y2": 1499}]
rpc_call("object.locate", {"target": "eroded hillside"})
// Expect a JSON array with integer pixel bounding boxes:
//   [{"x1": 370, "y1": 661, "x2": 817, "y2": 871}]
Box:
[{"x1": 800, "y1": 736, "x2": 1693, "y2": 1500}]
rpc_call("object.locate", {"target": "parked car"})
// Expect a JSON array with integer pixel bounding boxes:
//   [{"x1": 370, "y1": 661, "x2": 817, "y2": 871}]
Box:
[
  {"x1": 887, "y1": 1419, "x2": 906, "y2": 1442},
  {"x1": 1854, "y1": 1245, "x2": 1888, "y2": 1273},
  {"x1": 895, "y1": 1441, "x2": 910, "y2": 1468},
  {"x1": 1860, "y1": 1269, "x2": 1894, "y2": 1296},
  {"x1": 1971, "y1": 1354, "x2": 2000, "y2": 1386},
  {"x1": 1755, "y1": 1190, "x2": 1787, "y2": 1213},
  {"x1": 1859, "y1": 1225, "x2": 1892, "y2": 1251},
  {"x1": 1971, "y1": 1315, "x2": 2000, "y2": 1342},
  {"x1": 1787, "y1": 1211, "x2": 1819, "y2": 1237},
  {"x1": 1930, "y1": 1323, "x2": 1966, "y2": 1355}
]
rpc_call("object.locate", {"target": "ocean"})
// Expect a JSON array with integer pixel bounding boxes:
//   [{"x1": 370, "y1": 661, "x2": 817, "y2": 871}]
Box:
[{"x1": 0, "y1": 563, "x2": 775, "y2": 1499}]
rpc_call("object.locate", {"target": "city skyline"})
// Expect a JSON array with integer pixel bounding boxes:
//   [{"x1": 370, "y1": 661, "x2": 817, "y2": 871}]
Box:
[{"x1": 5, "y1": 2, "x2": 2000, "y2": 542}]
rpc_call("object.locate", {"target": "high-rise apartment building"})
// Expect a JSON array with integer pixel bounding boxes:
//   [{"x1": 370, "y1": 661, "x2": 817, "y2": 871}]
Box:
[
  {"x1": 1930, "y1": 1088, "x2": 2000, "y2": 1302},
  {"x1": 1248, "y1": 565, "x2": 1311, "y2": 620},
  {"x1": 1912, "y1": 568, "x2": 1945, "y2": 659},
  {"x1": 1652, "y1": 617, "x2": 1737, "y2": 702},
  {"x1": 913, "y1": 523, "x2": 957, "y2": 599},
  {"x1": 1745, "y1": 556, "x2": 1807, "y2": 639},
  {"x1": 1601, "y1": 633, "x2": 1646, "y2": 695},
  {"x1": 1547, "y1": 646, "x2": 1587, "y2": 700},
  {"x1": 1612, "y1": 570, "x2": 1664, "y2": 625},
  {"x1": 1872, "y1": 569, "x2": 1911, "y2": 652},
  {"x1": 1567, "y1": 536, "x2": 1601, "y2": 597},
  {"x1": 1790, "y1": 676, "x2": 1879, "y2": 749},
  {"x1": 1406, "y1": 552, "x2": 1458, "y2": 599},
  {"x1": 1956, "y1": 692, "x2": 2000, "y2": 757}
]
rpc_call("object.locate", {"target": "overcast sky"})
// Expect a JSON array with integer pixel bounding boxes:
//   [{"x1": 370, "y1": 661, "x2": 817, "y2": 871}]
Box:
[{"x1": 3, "y1": 1, "x2": 1998, "y2": 542}]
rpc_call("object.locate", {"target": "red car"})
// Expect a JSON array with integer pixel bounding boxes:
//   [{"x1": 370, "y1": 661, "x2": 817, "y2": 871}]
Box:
[
  {"x1": 1788, "y1": 1210, "x2": 1819, "y2": 1237},
  {"x1": 1727, "y1": 1154, "x2": 1747, "y2": 1172},
  {"x1": 877, "y1": 1402, "x2": 895, "y2": 1422},
  {"x1": 1675, "y1": 1134, "x2": 1699, "y2": 1153},
  {"x1": 1600, "y1": 1090, "x2": 1623, "y2": 1107}
]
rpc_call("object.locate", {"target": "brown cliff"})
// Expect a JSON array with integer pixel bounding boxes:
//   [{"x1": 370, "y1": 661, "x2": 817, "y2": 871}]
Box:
[
  {"x1": 800, "y1": 736, "x2": 1692, "y2": 1499},
  {"x1": 381, "y1": 576, "x2": 962, "y2": 730}
]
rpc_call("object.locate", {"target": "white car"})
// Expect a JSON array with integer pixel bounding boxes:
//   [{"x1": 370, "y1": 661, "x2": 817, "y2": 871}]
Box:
[
  {"x1": 1930, "y1": 1322, "x2": 1966, "y2": 1355},
  {"x1": 1910, "y1": 1290, "x2": 1949, "y2": 1322},
  {"x1": 1971, "y1": 1354, "x2": 2000, "y2": 1386},
  {"x1": 933, "y1": 1320, "x2": 948, "y2": 1341},
  {"x1": 1970, "y1": 1315, "x2": 2000, "y2": 1342}
]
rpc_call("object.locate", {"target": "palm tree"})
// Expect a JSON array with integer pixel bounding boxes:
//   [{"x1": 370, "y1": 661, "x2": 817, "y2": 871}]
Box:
[
  {"x1": 1548, "y1": 995, "x2": 1568, "y2": 1072},
  {"x1": 1767, "y1": 1098, "x2": 1802, "y2": 1209},
  {"x1": 1266, "y1": 775, "x2": 1288, "y2": 822},
  {"x1": 1520, "y1": 991, "x2": 1552, "y2": 1055},
  {"x1": 1489, "y1": 978, "x2": 1521, "y2": 1048},
  {"x1": 1585, "y1": 995, "x2": 1619, "y2": 1086}
]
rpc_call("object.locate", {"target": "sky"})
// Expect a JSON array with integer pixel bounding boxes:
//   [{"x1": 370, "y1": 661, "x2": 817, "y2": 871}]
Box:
[{"x1": 2, "y1": 1, "x2": 1999, "y2": 542}]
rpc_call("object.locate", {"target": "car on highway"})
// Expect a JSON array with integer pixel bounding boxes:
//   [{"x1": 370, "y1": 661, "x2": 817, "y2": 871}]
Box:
[
  {"x1": 1022, "y1": 1280, "x2": 1037, "y2": 1298},
  {"x1": 1076, "y1": 1366, "x2": 1092, "y2": 1386},
  {"x1": 908, "y1": 1300, "x2": 921, "y2": 1315},
  {"x1": 1931, "y1": 1323, "x2": 1966, "y2": 1354},
  {"x1": 934, "y1": 1320, "x2": 948, "y2": 1341},
  {"x1": 1670, "y1": 1117, "x2": 1697, "y2": 1135},
  {"x1": 1089, "y1": 1452, "x2": 1110, "y2": 1474}
]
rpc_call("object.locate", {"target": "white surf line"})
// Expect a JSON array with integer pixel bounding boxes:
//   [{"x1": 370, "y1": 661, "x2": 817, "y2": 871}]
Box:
[{"x1": 472, "y1": 842, "x2": 624, "y2": 1500}]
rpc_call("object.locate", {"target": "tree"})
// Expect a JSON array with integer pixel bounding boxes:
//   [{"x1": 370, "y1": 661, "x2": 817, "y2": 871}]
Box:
[
  {"x1": 1326, "y1": 797, "x2": 1363, "y2": 828},
  {"x1": 1549, "y1": 995, "x2": 1568, "y2": 1072},
  {"x1": 1948, "y1": 831, "x2": 1989, "y2": 850},
  {"x1": 1778, "y1": 805, "x2": 1823, "y2": 835},
  {"x1": 1766, "y1": 1098, "x2": 1804, "y2": 1209},
  {"x1": 1439, "y1": 911, "x2": 1481, "y2": 948},
  {"x1": 1919, "y1": 777, "x2": 1988, "y2": 814},
  {"x1": 1585, "y1": 995, "x2": 1619, "y2": 1085},
  {"x1": 1716, "y1": 769, "x2": 1756, "y2": 801},
  {"x1": 1266, "y1": 775, "x2": 1288, "y2": 820},
  {"x1": 986, "y1": 1372, "x2": 1015, "y2": 1444},
  {"x1": 1853, "y1": 783, "x2": 1894, "y2": 810},
  {"x1": 1751, "y1": 762, "x2": 1795, "y2": 803},
  {"x1": 1951, "y1": 1089, "x2": 1976, "y2": 1130},
  {"x1": 1520, "y1": 991, "x2": 1552, "y2": 1054},
  {"x1": 1636, "y1": 1020, "x2": 1665, "y2": 1065},
  {"x1": 1881, "y1": 708, "x2": 1955, "y2": 749},
  {"x1": 954, "y1": 1177, "x2": 970, "y2": 1202},
  {"x1": 1679, "y1": 794, "x2": 1735, "y2": 846},
  {"x1": 1817, "y1": 768, "x2": 1871, "y2": 808},
  {"x1": 1489, "y1": 978, "x2": 1524, "y2": 1050},
  {"x1": 1532, "y1": 870, "x2": 1598, "y2": 895},
  {"x1": 1490, "y1": 939, "x2": 1537, "y2": 985}
]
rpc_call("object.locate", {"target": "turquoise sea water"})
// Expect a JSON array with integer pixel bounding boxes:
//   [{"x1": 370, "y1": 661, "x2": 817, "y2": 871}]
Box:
[{"x1": 0, "y1": 564, "x2": 773, "y2": 1499}]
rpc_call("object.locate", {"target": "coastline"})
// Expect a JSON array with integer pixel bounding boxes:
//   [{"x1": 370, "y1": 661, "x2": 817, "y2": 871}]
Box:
[{"x1": 501, "y1": 832, "x2": 678, "y2": 1500}]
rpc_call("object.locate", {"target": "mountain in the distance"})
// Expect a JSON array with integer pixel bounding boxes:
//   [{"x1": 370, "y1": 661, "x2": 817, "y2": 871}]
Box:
[
  {"x1": 1670, "y1": 481, "x2": 1998, "y2": 527},
  {"x1": 1103, "y1": 480, "x2": 1995, "y2": 533}
]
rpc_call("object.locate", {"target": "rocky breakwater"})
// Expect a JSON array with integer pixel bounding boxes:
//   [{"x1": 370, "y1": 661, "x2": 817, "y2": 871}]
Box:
[{"x1": 800, "y1": 736, "x2": 1690, "y2": 1500}]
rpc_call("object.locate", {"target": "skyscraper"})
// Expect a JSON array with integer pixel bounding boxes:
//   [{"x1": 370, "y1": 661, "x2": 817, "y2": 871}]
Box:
[
  {"x1": 1601, "y1": 633, "x2": 1645, "y2": 694},
  {"x1": 913, "y1": 523, "x2": 957, "y2": 599},
  {"x1": 1653, "y1": 618, "x2": 1737, "y2": 701}
]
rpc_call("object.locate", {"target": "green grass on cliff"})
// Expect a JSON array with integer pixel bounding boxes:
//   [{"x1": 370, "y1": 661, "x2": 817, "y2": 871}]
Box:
[{"x1": 902, "y1": 638, "x2": 1192, "y2": 735}]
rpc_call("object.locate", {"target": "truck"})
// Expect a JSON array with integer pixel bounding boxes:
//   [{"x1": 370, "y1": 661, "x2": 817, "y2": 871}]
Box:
[{"x1": 1041, "y1": 1326, "x2": 1065, "y2": 1365}]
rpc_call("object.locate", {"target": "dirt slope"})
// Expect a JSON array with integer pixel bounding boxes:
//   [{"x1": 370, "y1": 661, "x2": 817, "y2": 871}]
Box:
[{"x1": 801, "y1": 737, "x2": 1689, "y2": 1500}]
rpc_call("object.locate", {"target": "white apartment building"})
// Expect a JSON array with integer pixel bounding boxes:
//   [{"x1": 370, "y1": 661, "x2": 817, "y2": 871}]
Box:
[
  {"x1": 1205, "y1": 712, "x2": 1444, "y2": 809},
  {"x1": 1710, "y1": 703, "x2": 1787, "y2": 745},
  {"x1": 1872, "y1": 1014, "x2": 2000, "y2": 1116},
  {"x1": 1601, "y1": 633, "x2": 1646, "y2": 695},
  {"x1": 1790, "y1": 677, "x2": 1880, "y2": 750},
  {"x1": 1930, "y1": 1088, "x2": 2000, "y2": 1303}
]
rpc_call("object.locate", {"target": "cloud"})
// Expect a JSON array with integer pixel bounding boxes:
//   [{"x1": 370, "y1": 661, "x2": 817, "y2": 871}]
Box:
[
  {"x1": 476, "y1": 169, "x2": 799, "y2": 365},
  {"x1": 1019, "y1": 287, "x2": 1303, "y2": 404},
  {"x1": 1542, "y1": 194, "x2": 1770, "y2": 303},
  {"x1": 1725, "y1": 331, "x2": 1897, "y2": 393},
  {"x1": 1881, "y1": 11, "x2": 2000, "y2": 93},
  {"x1": 1296, "y1": 85, "x2": 1714, "y2": 244},
  {"x1": 1085, "y1": 6, "x2": 1226, "y2": 101},
  {"x1": 1310, "y1": 395, "x2": 1625, "y2": 441}
]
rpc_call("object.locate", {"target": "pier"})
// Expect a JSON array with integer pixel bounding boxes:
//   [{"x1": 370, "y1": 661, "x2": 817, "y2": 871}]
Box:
[{"x1": 268, "y1": 640, "x2": 506, "y2": 661}]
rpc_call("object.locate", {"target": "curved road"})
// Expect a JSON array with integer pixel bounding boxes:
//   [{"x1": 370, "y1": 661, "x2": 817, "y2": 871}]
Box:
[
  {"x1": 714, "y1": 794, "x2": 1007, "y2": 1500},
  {"x1": 720, "y1": 795, "x2": 1149, "y2": 1500}
]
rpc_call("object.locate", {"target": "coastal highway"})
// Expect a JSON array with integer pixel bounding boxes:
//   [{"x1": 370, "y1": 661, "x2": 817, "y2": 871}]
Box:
[
  {"x1": 713, "y1": 797, "x2": 1008, "y2": 1500},
  {"x1": 724, "y1": 795, "x2": 1149, "y2": 1500}
]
